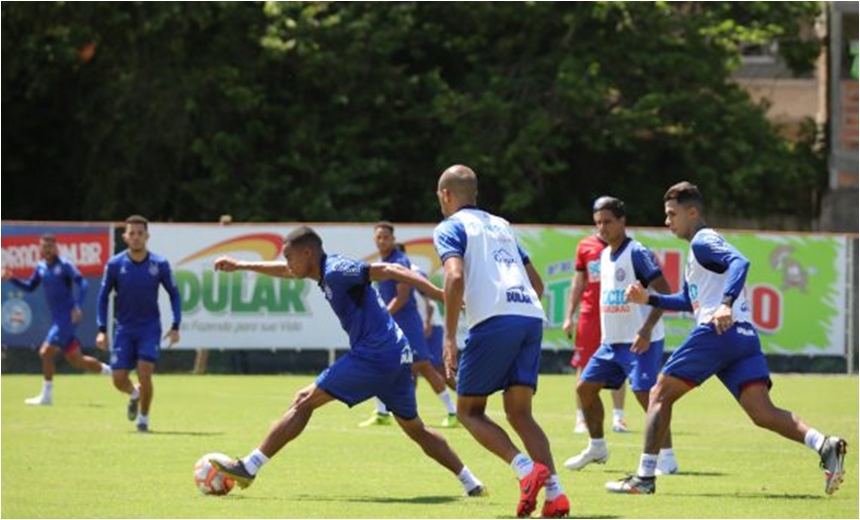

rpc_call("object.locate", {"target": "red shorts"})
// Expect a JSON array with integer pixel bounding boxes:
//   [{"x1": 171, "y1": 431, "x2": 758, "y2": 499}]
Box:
[{"x1": 570, "y1": 314, "x2": 601, "y2": 369}]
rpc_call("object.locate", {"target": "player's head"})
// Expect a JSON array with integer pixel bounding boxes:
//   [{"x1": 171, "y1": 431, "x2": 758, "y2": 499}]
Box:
[
  {"x1": 373, "y1": 221, "x2": 396, "y2": 256},
  {"x1": 663, "y1": 182, "x2": 704, "y2": 240},
  {"x1": 123, "y1": 215, "x2": 149, "y2": 253},
  {"x1": 39, "y1": 233, "x2": 59, "y2": 262},
  {"x1": 282, "y1": 226, "x2": 324, "y2": 279},
  {"x1": 437, "y1": 165, "x2": 478, "y2": 218},
  {"x1": 592, "y1": 196, "x2": 626, "y2": 245}
]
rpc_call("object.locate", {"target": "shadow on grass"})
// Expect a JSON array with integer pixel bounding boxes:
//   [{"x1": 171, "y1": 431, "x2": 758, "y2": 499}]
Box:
[
  {"x1": 225, "y1": 493, "x2": 458, "y2": 505},
  {"x1": 666, "y1": 491, "x2": 823, "y2": 500},
  {"x1": 127, "y1": 430, "x2": 224, "y2": 436}
]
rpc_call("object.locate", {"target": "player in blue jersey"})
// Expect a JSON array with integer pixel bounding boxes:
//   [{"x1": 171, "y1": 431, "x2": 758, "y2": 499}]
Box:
[
  {"x1": 434, "y1": 165, "x2": 569, "y2": 518},
  {"x1": 95, "y1": 216, "x2": 181, "y2": 432},
  {"x1": 208, "y1": 226, "x2": 485, "y2": 497},
  {"x1": 607, "y1": 182, "x2": 847, "y2": 496},
  {"x1": 563, "y1": 196, "x2": 678, "y2": 475},
  {"x1": 1, "y1": 234, "x2": 111, "y2": 406},
  {"x1": 358, "y1": 223, "x2": 457, "y2": 428}
]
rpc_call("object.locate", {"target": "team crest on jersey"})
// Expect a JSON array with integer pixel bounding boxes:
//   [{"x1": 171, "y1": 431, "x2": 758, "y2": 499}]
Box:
[
  {"x1": 400, "y1": 345, "x2": 414, "y2": 365},
  {"x1": 614, "y1": 267, "x2": 626, "y2": 282},
  {"x1": 149, "y1": 262, "x2": 159, "y2": 277},
  {"x1": 53, "y1": 265, "x2": 63, "y2": 276}
]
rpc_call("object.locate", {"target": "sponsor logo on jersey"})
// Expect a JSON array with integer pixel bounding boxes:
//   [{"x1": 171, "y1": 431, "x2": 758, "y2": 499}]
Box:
[
  {"x1": 493, "y1": 249, "x2": 516, "y2": 267},
  {"x1": 506, "y1": 285, "x2": 532, "y2": 303}
]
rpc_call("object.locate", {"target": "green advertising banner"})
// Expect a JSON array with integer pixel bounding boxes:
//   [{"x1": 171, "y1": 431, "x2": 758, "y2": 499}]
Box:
[{"x1": 517, "y1": 227, "x2": 848, "y2": 355}]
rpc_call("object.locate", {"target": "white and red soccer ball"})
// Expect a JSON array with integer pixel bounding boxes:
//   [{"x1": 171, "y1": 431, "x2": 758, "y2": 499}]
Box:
[{"x1": 194, "y1": 453, "x2": 235, "y2": 496}]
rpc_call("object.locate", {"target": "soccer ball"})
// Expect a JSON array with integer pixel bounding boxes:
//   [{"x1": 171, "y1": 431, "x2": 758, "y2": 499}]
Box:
[{"x1": 194, "y1": 453, "x2": 235, "y2": 496}]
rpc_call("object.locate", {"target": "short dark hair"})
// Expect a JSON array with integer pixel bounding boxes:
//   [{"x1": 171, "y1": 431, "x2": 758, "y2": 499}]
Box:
[
  {"x1": 284, "y1": 226, "x2": 323, "y2": 252},
  {"x1": 592, "y1": 196, "x2": 626, "y2": 218},
  {"x1": 664, "y1": 182, "x2": 704, "y2": 211},
  {"x1": 374, "y1": 221, "x2": 394, "y2": 234},
  {"x1": 40, "y1": 233, "x2": 57, "y2": 243},
  {"x1": 125, "y1": 215, "x2": 149, "y2": 230}
]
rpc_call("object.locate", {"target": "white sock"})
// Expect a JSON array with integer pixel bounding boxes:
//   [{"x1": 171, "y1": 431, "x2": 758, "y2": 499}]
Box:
[
  {"x1": 544, "y1": 474, "x2": 564, "y2": 500},
  {"x1": 130, "y1": 386, "x2": 140, "y2": 400},
  {"x1": 457, "y1": 466, "x2": 482, "y2": 493},
  {"x1": 658, "y1": 448, "x2": 675, "y2": 460},
  {"x1": 590, "y1": 438, "x2": 607, "y2": 450},
  {"x1": 137, "y1": 414, "x2": 149, "y2": 426},
  {"x1": 242, "y1": 448, "x2": 270, "y2": 476},
  {"x1": 43, "y1": 380, "x2": 53, "y2": 397},
  {"x1": 437, "y1": 390, "x2": 456, "y2": 415},
  {"x1": 576, "y1": 409, "x2": 585, "y2": 422},
  {"x1": 613, "y1": 408, "x2": 624, "y2": 421},
  {"x1": 375, "y1": 398, "x2": 388, "y2": 415},
  {"x1": 637, "y1": 453, "x2": 658, "y2": 478},
  {"x1": 510, "y1": 453, "x2": 535, "y2": 480},
  {"x1": 805, "y1": 429, "x2": 826, "y2": 452},
  {"x1": 101, "y1": 363, "x2": 112, "y2": 375}
]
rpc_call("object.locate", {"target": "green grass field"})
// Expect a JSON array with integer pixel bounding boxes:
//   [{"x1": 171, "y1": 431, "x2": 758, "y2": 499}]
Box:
[{"x1": 2, "y1": 373, "x2": 857, "y2": 518}]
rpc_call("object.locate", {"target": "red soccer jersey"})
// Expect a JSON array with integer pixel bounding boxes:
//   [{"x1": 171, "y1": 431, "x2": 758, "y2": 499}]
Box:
[{"x1": 574, "y1": 234, "x2": 607, "y2": 316}]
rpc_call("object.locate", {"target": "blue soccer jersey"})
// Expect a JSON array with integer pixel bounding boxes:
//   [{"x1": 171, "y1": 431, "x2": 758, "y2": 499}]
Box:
[
  {"x1": 377, "y1": 248, "x2": 419, "y2": 317},
  {"x1": 11, "y1": 257, "x2": 88, "y2": 321},
  {"x1": 97, "y1": 251, "x2": 181, "y2": 333},
  {"x1": 318, "y1": 254, "x2": 409, "y2": 361}
]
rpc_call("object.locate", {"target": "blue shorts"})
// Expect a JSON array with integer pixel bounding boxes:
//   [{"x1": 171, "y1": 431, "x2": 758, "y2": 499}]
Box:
[
  {"x1": 316, "y1": 349, "x2": 417, "y2": 420},
  {"x1": 45, "y1": 320, "x2": 79, "y2": 353},
  {"x1": 395, "y1": 312, "x2": 431, "y2": 363},
  {"x1": 111, "y1": 326, "x2": 162, "y2": 370},
  {"x1": 426, "y1": 325, "x2": 444, "y2": 367},
  {"x1": 662, "y1": 322, "x2": 771, "y2": 400},
  {"x1": 580, "y1": 339, "x2": 664, "y2": 392},
  {"x1": 458, "y1": 315, "x2": 543, "y2": 396}
]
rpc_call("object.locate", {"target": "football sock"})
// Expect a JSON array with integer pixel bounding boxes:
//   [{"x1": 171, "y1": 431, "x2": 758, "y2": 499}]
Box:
[
  {"x1": 637, "y1": 453, "x2": 658, "y2": 478},
  {"x1": 613, "y1": 408, "x2": 624, "y2": 421},
  {"x1": 242, "y1": 449, "x2": 270, "y2": 476},
  {"x1": 511, "y1": 453, "x2": 535, "y2": 480},
  {"x1": 457, "y1": 466, "x2": 481, "y2": 493},
  {"x1": 437, "y1": 390, "x2": 456, "y2": 415},
  {"x1": 545, "y1": 474, "x2": 565, "y2": 500},
  {"x1": 137, "y1": 414, "x2": 149, "y2": 426},
  {"x1": 42, "y1": 380, "x2": 53, "y2": 397},
  {"x1": 375, "y1": 398, "x2": 388, "y2": 415},
  {"x1": 658, "y1": 448, "x2": 676, "y2": 460},
  {"x1": 590, "y1": 438, "x2": 607, "y2": 450},
  {"x1": 100, "y1": 363, "x2": 112, "y2": 375},
  {"x1": 130, "y1": 387, "x2": 140, "y2": 400},
  {"x1": 804, "y1": 429, "x2": 826, "y2": 452},
  {"x1": 576, "y1": 409, "x2": 585, "y2": 422}
]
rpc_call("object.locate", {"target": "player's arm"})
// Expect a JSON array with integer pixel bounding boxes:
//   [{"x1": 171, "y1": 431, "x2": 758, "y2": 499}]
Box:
[
  {"x1": 4, "y1": 267, "x2": 42, "y2": 292},
  {"x1": 518, "y1": 243, "x2": 544, "y2": 299},
  {"x1": 386, "y1": 281, "x2": 411, "y2": 315},
  {"x1": 627, "y1": 282, "x2": 693, "y2": 312},
  {"x1": 161, "y1": 261, "x2": 182, "y2": 346},
  {"x1": 563, "y1": 270, "x2": 587, "y2": 339},
  {"x1": 213, "y1": 256, "x2": 296, "y2": 278},
  {"x1": 369, "y1": 263, "x2": 443, "y2": 301},
  {"x1": 70, "y1": 263, "x2": 88, "y2": 324},
  {"x1": 96, "y1": 263, "x2": 116, "y2": 350},
  {"x1": 441, "y1": 256, "x2": 465, "y2": 380}
]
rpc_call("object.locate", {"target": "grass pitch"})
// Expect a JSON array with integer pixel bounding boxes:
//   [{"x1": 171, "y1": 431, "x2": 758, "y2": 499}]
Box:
[{"x1": 2, "y1": 372, "x2": 857, "y2": 518}]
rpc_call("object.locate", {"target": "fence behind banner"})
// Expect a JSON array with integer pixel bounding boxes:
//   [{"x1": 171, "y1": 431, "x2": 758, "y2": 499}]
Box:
[{"x1": 2, "y1": 221, "x2": 856, "y2": 370}]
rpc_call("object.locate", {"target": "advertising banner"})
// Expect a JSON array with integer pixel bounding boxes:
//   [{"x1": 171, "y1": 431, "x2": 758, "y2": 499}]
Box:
[
  {"x1": 149, "y1": 223, "x2": 847, "y2": 355},
  {"x1": 1, "y1": 224, "x2": 112, "y2": 349}
]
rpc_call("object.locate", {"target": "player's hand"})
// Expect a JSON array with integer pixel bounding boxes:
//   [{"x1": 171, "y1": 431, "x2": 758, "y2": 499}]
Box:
[
  {"x1": 631, "y1": 328, "x2": 652, "y2": 354},
  {"x1": 424, "y1": 321, "x2": 432, "y2": 337},
  {"x1": 443, "y1": 335, "x2": 458, "y2": 381},
  {"x1": 562, "y1": 317, "x2": 574, "y2": 339},
  {"x1": 71, "y1": 307, "x2": 82, "y2": 324},
  {"x1": 95, "y1": 332, "x2": 109, "y2": 351},
  {"x1": 213, "y1": 256, "x2": 242, "y2": 272},
  {"x1": 625, "y1": 282, "x2": 649, "y2": 305},
  {"x1": 710, "y1": 304, "x2": 734, "y2": 335},
  {"x1": 0, "y1": 267, "x2": 12, "y2": 281},
  {"x1": 164, "y1": 329, "x2": 180, "y2": 348}
]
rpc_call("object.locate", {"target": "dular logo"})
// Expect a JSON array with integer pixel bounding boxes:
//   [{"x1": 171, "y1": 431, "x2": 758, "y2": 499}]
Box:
[{"x1": 2, "y1": 298, "x2": 33, "y2": 334}]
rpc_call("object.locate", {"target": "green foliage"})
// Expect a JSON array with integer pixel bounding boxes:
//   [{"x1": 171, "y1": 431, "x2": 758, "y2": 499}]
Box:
[
  {"x1": 2, "y1": 373, "x2": 857, "y2": 518},
  {"x1": 1, "y1": 2, "x2": 826, "y2": 225}
]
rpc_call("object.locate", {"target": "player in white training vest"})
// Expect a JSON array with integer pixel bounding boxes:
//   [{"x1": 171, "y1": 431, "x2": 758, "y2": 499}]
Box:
[{"x1": 563, "y1": 196, "x2": 678, "y2": 475}]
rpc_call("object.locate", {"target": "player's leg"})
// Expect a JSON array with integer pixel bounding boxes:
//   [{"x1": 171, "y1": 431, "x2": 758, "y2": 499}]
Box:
[
  {"x1": 135, "y1": 360, "x2": 155, "y2": 431},
  {"x1": 63, "y1": 339, "x2": 111, "y2": 375},
  {"x1": 109, "y1": 329, "x2": 140, "y2": 421},
  {"x1": 628, "y1": 339, "x2": 677, "y2": 475},
  {"x1": 407, "y1": 318, "x2": 457, "y2": 426},
  {"x1": 25, "y1": 341, "x2": 59, "y2": 405},
  {"x1": 572, "y1": 317, "x2": 599, "y2": 434},
  {"x1": 212, "y1": 382, "x2": 336, "y2": 488},
  {"x1": 611, "y1": 383, "x2": 628, "y2": 432}
]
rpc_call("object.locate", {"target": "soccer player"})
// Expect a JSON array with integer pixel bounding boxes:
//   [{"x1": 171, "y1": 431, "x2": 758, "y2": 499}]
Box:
[
  {"x1": 1, "y1": 234, "x2": 111, "y2": 405},
  {"x1": 208, "y1": 226, "x2": 485, "y2": 497},
  {"x1": 434, "y1": 165, "x2": 569, "y2": 518},
  {"x1": 607, "y1": 182, "x2": 847, "y2": 495},
  {"x1": 95, "y1": 215, "x2": 181, "y2": 432},
  {"x1": 358, "y1": 223, "x2": 457, "y2": 428},
  {"x1": 562, "y1": 228, "x2": 628, "y2": 434},
  {"x1": 563, "y1": 196, "x2": 678, "y2": 475}
]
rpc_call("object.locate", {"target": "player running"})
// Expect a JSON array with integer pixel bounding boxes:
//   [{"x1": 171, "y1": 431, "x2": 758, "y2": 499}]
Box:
[
  {"x1": 2, "y1": 234, "x2": 111, "y2": 405},
  {"x1": 209, "y1": 226, "x2": 485, "y2": 498},
  {"x1": 607, "y1": 182, "x2": 847, "y2": 495}
]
